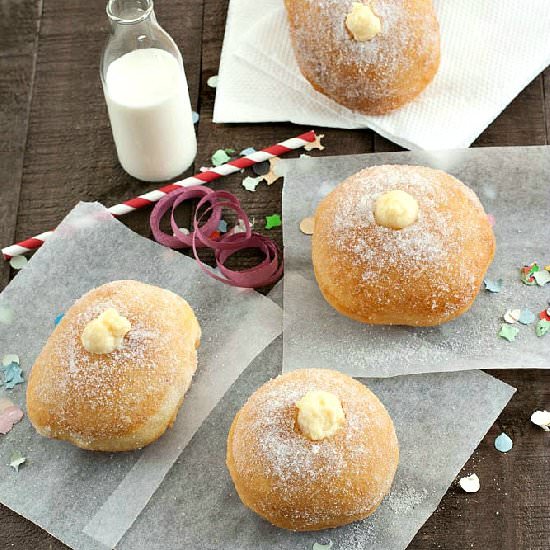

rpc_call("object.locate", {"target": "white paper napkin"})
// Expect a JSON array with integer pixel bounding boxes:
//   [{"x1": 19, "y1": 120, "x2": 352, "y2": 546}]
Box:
[{"x1": 215, "y1": 0, "x2": 550, "y2": 150}]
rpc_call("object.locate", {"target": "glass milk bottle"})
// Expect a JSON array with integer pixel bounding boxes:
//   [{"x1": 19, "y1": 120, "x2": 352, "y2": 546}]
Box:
[{"x1": 100, "y1": 0, "x2": 197, "y2": 182}]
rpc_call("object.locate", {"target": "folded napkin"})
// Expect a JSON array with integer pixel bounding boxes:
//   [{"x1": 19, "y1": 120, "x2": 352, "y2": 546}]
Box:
[{"x1": 215, "y1": 0, "x2": 550, "y2": 150}]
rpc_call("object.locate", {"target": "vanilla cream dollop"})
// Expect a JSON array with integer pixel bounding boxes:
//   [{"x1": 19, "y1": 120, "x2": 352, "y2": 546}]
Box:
[
  {"x1": 346, "y1": 2, "x2": 381, "y2": 42},
  {"x1": 81, "y1": 308, "x2": 131, "y2": 355},
  {"x1": 374, "y1": 189, "x2": 419, "y2": 229},
  {"x1": 296, "y1": 390, "x2": 346, "y2": 441}
]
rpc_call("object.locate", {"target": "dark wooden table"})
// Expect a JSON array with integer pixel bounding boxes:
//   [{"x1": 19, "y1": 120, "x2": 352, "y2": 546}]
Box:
[{"x1": 2, "y1": 1, "x2": 549, "y2": 548}]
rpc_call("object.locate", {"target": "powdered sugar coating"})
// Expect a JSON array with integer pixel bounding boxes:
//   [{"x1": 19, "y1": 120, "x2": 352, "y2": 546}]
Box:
[
  {"x1": 27, "y1": 280, "x2": 201, "y2": 450},
  {"x1": 228, "y1": 369, "x2": 398, "y2": 530},
  {"x1": 312, "y1": 165, "x2": 495, "y2": 326},
  {"x1": 285, "y1": 0, "x2": 440, "y2": 113}
]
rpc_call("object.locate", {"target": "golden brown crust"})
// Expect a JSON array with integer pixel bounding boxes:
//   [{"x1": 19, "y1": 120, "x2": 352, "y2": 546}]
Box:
[
  {"x1": 26, "y1": 280, "x2": 201, "y2": 451},
  {"x1": 284, "y1": 0, "x2": 440, "y2": 114},
  {"x1": 312, "y1": 165, "x2": 496, "y2": 326},
  {"x1": 226, "y1": 369, "x2": 399, "y2": 531}
]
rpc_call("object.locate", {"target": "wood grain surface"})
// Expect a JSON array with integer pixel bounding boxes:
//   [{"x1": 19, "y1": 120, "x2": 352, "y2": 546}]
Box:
[{"x1": 1, "y1": 1, "x2": 549, "y2": 548}]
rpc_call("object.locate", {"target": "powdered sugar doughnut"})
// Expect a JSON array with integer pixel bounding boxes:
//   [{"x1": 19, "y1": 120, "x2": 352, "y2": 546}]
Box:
[
  {"x1": 312, "y1": 165, "x2": 496, "y2": 326},
  {"x1": 284, "y1": 0, "x2": 440, "y2": 114},
  {"x1": 27, "y1": 280, "x2": 201, "y2": 451},
  {"x1": 226, "y1": 368, "x2": 399, "y2": 531}
]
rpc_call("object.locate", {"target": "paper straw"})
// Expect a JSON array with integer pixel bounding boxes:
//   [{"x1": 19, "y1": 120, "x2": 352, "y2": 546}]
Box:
[{"x1": 2, "y1": 130, "x2": 316, "y2": 260}]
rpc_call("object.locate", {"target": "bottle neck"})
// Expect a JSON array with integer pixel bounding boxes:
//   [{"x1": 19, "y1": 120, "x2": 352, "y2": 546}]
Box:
[{"x1": 106, "y1": 0, "x2": 154, "y2": 27}]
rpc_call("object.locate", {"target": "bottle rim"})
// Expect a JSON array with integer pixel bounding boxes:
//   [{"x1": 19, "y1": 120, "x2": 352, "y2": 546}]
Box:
[{"x1": 106, "y1": 0, "x2": 154, "y2": 25}]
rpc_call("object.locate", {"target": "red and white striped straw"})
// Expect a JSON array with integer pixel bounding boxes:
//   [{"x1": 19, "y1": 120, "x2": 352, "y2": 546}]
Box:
[{"x1": 2, "y1": 130, "x2": 316, "y2": 260}]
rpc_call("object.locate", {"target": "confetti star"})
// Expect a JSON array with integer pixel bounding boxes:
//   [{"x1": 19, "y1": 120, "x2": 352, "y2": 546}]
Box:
[
  {"x1": 0, "y1": 398, "x2": 24, "y2": 435},
  {"x1": 518, "y1": 309, "x2": 535, "y2": 325},
  {"x1": 520, "y1": 262, "x2": 539, "y2": 285},
  {"x1": 242, "y1": 176, "x2": 262, "y2": 192},
  {"x1": 484, "y1": 278, "x2": 503, "y2": 293},
  {"x1": 503, "y1": 309, "x2": 521, "y2": 324},
  {"x1": 498, "y1": 323, "x2": 519, "y2": 342},
  {"x1": 533, "y1": 269, "x2": 550, "y2": 286},
  {"x1": 535, "y1": 319, "x2": 550, "y2": 337},
  {"x1": 2, "y1": 362, "x2": 24, "y2": 389},
  {"x1": 304, "y1": 133, "x2": 325, "y2": 151},
  {"x1": 265, "y1": 214, "x2": 282, "y2": 230},
  {"x1": 211, "y1": 149, "x2": 231, "y2": 166},
  {"x1": 261, "y1": 158, "x2": 282, "y2": 186},
  {"x1": 9, "y1": 451, "x2": 26, "y2": 472}
]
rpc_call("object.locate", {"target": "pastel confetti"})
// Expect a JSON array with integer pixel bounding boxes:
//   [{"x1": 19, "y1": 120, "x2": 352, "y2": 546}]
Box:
[
  {"x1": 265, "y1": 214, "x2": 282, "y2": 230},
  {"x1": 9, "y1": 451, "x2": 26, "y2": 472},
  {"x1": 2, "y1": 362, "x2": 24, "y2": 390},
  {"x1": 312, "y1": 542, "x2": 333, "y2": 550},
  {"x1": 261, "y1": 158, "x2": 282, "y2": 186},
  {"x1": 487, "y1": 214, "x2": 495, "y2": 226},
  {"x1": 530, "y1": 410, "x2": 550, "y2": 431},
  {"x1": 240, "y1": 147, "x2": 256, "y2": 156},
  {"x1": 0, "y1": 398, "x2": 23, "y2": 435},
  {"x1": 545, "y1": 265, "x2": 550, "y2": 272},
  {"x1": 503, "y1": 309, "x2": 521, "y2": 324},
  {"x1": 252, "y1": 160, "x2": 270, "y2": 177},
  {"x1": 494, "y1": 432, "x2": 513, "y2": 453},
  {"x1": 521, "y1": 263, "x2": 539, "y2": 285},
  {"x1": 299, "y1": 217, "x2": 315, "y2": 235},
  {"x1": 54, "y1": 313, "x2": 65, "y2": 326},
  {"x1": 304, "y1": 133, "x2": 325, "y2": 152},
  {"x1": 518, "y1": 309, "x2": 535, "y2": 325},
  {"x1": 211, "y1": 149, "x2": 231, "y2": 166},
  {"x1": 207, "y1": 75, "x2": 218, "y2": 88},
  {"x1": 9, "y1": 256, "x2": 28, "y2": 270},
  {"x1": 498, "y1": 324, "x2": 519, "y2": 342},
  {"x1": 232, "y1": 218, "x2": 251, "y2": 235},
  {"x1": 242, "y1": 176, "x2": 262, "y2": 192},
  {"x1": 191, "y1": 111, "x2": 199, "y2": 124},
  {"x1": 0, "y1": 305, "x2": 14, "y2": 325},
  {"x1": 535, "y1": 319, "x2": 550, "y2": 337},
  {"x1": 459, "y1": 473, "x2": 480, "y2": 493},
  {"x1": 218, "y1": 220, "x2": 228, "y2": 233},
  {"x1": 533, "y1": 269, "x2": 550, "y2": 286},
  {"x1": 484, "y1": 278, "x2": 503, "y2": 293}
]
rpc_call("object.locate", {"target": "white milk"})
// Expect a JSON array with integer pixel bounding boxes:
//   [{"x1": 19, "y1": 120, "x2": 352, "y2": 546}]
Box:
[{"x1": 104, "y1": 48, "x2": 197, "y2": 182}]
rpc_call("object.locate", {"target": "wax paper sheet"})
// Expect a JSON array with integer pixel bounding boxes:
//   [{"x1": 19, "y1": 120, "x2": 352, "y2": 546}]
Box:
[
  {"x1": 116, "y1": 282, "x2": 515, "y2": 549},
  {"x1": 282, "y1": 146, "x2": 550, "y2": 377},
  {"x1": 0, "y1": 202, "x2": 282, "y2": 550}
]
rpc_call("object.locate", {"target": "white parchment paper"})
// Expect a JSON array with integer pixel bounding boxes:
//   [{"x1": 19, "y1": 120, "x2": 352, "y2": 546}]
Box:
[
  {"x1": 0, "y1": 202, "x2": 282, "y2": 550},
  {"x1": 116, "y1": 281, "x2": 515, "y2": 549},
  {"x1": 282, "y1": 147, "x2": 550, "y2": 377}
]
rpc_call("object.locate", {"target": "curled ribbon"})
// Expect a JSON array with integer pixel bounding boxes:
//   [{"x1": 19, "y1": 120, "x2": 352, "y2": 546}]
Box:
[{"x1": 150, "y1": 186, "x2": 283, "y2": 288}]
